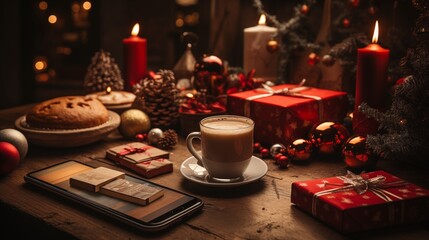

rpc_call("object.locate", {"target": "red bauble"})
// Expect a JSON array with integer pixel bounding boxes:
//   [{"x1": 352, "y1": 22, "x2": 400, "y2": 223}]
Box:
[
  {"x1": 266, "y1": 39, "x2": 279, "y2": 53},
  {"x1": 0, "y1": 142, "x2": 20, "y2": 175},
  {"x1": 193, "y1": 55, "x2": 225, "y2": 97},
  {"x1": 276, "y1": 155, "x2": 289, "y2": 168},
  {"x1": 300, "y1": 4, "x2": 309, "y2": 14},
  {"x1": 342, "y1": 18, "x2": 350, "y2": 28},
  {"x1": 342, "y1": 135, "x2": 377, "y2": 169},
  {"x1": 287, "y1": 139, "x2": 312, "y2": 162},
  {"x1": 309, "y1": 122, "x2": 349, "y2": 155},
  {"x1": 307, "y1": 52, "x2": 320, "y2": 66}
]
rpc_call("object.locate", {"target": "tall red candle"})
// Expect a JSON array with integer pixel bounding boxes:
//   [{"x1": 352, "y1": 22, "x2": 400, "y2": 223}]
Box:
[
  {"x1": 353, "y1": 21, "x2": 389, "y2": 135},
  {"x1": 123, "y1": 23, "x2": 147, "y2": 91}
]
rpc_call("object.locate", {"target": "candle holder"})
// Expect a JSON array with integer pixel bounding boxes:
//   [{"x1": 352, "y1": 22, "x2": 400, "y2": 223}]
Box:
[{"x1": 86, "y1": 88, "x2": 136, "y2": 114}]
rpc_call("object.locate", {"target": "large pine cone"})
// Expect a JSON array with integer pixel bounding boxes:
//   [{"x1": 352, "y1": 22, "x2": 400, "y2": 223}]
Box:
[
  {"x1": 84, "y1": 49, "x2": 124, "y2": 92},
  {"x1": 133, "y1": 70, "x2": 180, "y2": 129}
]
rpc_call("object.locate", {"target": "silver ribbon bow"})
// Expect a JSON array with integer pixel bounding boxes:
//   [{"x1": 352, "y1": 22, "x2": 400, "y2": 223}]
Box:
[
  {"x1": 312, "y1": 171, "x2": 408, "y2": 217},
  {"x1": 244, "y1": 79, "x2": 324, "y2": 121}
]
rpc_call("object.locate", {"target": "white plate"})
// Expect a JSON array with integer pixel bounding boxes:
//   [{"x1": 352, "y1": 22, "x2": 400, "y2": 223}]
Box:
[
  {"x1": 180, "y1": 155, "x2": 268, "y2": 187},
  {"x1": 14, "y1": 111, "x2": 120, "y2": 148}
]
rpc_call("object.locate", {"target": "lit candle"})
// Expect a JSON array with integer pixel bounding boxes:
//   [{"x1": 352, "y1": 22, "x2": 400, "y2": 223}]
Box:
[
  {"x1": 243, "y1": 14, "x2": 279, "y2": 82},
  {"x1": 123, "y1": 23, "x2": 147, "y2": 91},
  {"x1": 353, "y1": 21, "x2": 389, "y2": 135}
]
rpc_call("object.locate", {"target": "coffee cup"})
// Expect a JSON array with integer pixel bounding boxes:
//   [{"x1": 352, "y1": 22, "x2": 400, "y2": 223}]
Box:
[{"x1": 186, "y1": 115, "x2": 254, "y2": 181}]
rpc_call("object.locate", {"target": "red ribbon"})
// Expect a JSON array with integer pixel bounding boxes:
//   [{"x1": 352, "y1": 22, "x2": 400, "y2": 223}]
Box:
[{"x1": 117, "y1": 145, "x2": 152, "y2": 157}]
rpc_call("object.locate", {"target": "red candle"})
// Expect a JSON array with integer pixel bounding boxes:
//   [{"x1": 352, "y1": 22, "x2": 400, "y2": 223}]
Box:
[
  {"x1": 123, "y1": 23, "x2": 147, "y2": 91},
  {"x1": 353, "y1": 21, "x2": 389, "y2": 135}
]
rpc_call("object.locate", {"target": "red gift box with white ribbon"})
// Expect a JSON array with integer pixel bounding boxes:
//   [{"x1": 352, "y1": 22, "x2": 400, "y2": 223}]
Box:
[
  {"x1": 227, "y1": 83, "x2": 348, "y2": 146},
  {"x1": 291, "y1": 170, "x2": 429, "y2": 233}
]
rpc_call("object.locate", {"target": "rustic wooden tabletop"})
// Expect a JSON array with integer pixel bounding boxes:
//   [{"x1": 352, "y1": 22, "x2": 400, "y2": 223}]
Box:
[{"x1": 0, "y1": 105, "x2": 428, "y2": 240}]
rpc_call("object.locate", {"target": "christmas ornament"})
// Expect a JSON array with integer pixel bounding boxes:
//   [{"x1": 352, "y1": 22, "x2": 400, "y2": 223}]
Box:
[
  {"x1": 310, "y1": 122, "x2": 349, "y2": 155},
  {"x1": 135, "y1": 133, "x2": 147, "y2": 142},
  {"x1": 157, "y1": 129, "x2": 179, "y2": 149},
  {"x1": 287, "y1": 139, "x2": 312, "y2": 162},
  {"x1": 173, "y1": 42, "x2": 196, "y2": 90},
  {"x1": 83, "y1": 49, "x2": 124, "y2": 92},
  {"x1": 277, "y1": 155, "x2": 289, "y2": 168},
  {"x1": 321, "y1": 54, "x2": 336, "y2": 66},
  {"x1": 0, "y1": 142, "x2": 20, "y2": 175},
  {"x1": 300, "y1": 4, "x2": 309, "y2": 14},
  {"x1": 260, "y1": 148, "x2": 270, "y2": 158},
  {"x1": 342, "y1": 18, "x2": 350, "y2": 28},
  {"x1": 309, "y1": 122, "x2": 348, "y2": 155},
  {"x1": 119, "y1": 109, "x2": 151, "y2": 139},
  {"x1": 133, "y1": 69, "x2": 180, "y2": 129},
  {"x1": 342, "y1": 135, "x2": 377, "y2": 169},
  {"x1": 270, "y1": 143, "x2": 286, "y2": 158},
  {"x1": 179, "y1": 90, "x2": 226, "y2": 114},
  {"x1": 0, "y1": 128, "x2": 28, "y2": 160},
  {"x1": 193, "y1": 55, "x2": 225, "y2": 97},
  {"x1": 307, "y1": 52, "x2": 320, "y2": 65},
  {"x1": 147, "y1": 128, "x2": 164, "y2": 145},
  {"x1": 266, "y1": 39, "x2": 279, "y2": 53},
  {"x1": 253, "y1": 142, "x2": 262, "y2": 153}
]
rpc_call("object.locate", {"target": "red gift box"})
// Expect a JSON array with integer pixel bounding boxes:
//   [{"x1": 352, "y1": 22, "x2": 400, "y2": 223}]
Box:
[
  {"x1": 227, "y1": 84, "x2": 348, "y2": 146},
  {"x1": 105, "y1": 142, "x2": 172, "y2": 178},
  {"x1": 291, "y1": 170, "x2": 429, "y2": 234}
]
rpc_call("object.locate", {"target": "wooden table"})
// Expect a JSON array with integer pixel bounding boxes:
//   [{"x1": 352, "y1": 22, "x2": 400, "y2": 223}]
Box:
[{"x1": 1, "y1": 105, "x2": 428, "y2": 240}]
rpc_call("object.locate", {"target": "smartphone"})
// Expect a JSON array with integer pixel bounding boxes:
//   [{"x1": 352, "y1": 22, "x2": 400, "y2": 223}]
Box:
[{"x1": 24, "y1": 160, "x2": 204, "y2": 232}]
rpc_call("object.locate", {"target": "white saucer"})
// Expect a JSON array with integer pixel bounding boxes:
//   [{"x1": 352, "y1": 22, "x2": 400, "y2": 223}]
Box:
[{"x1": 180, "y1": 156, "x2": 268, "y2": 187}]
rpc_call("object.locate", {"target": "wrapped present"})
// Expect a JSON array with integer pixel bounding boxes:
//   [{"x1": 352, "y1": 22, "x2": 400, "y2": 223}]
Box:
[
  {"x1": 291, "y1": 170, "x2": 429, "y2": 234},
  {"x1": 106, "y1": 142, "x2": 172, "y2": 178},
  {"x1": 227, "y1": 83, "x2": 348, "y2": 146}
]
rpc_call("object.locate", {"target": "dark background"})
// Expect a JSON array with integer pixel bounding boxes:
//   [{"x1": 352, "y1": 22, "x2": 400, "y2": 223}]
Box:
[{"x1": 0, "y1": 0, "x2": 417, "y2": 109}]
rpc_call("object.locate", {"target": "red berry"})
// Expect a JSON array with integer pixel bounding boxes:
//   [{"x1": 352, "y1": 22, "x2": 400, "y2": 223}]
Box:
[
  {"x1": 253, "y1": 143, "x2": 261, "y2": 153},
  {"x1": 260, "y1": 148, "x2": 269, "y2": 158},
  {"x1": 135, "y1": 133, "x2": 146, "y2": 141},
  {"x1": 277, "y1": 155, "x2": 289, "y2": 168},
  {"x1": 274, "y1": 153, "x2": 283, "y2": 161}
]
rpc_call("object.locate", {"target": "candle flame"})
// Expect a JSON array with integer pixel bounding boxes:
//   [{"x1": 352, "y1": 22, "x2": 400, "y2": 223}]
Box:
[
  {"x1": 131, "y1": 23, "x2": 140, "y2": 36},
  {"x1": 372, "y1": 21, "x2": 379, "y2": 43},
  {"x1": 258, "y1": 14, "x2": 266, "y2": 25},
  {"x1": 185, "y1": 93, "x2": 194, "y2": 98},
  {"x1": 106, "y1": 86, "x2": 112, "y2": 94}
]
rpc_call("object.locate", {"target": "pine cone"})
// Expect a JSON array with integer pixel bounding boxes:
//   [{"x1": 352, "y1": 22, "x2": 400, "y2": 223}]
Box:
[
  {"x1": 157, "y1": 129, "x2": 179, "y2": 149},
  {"x1": 84, "y1": 49, "x2": 124, "y2": 92},
  {"x1": 133, "y1": 70, "x2": 180, "y2": 129}
]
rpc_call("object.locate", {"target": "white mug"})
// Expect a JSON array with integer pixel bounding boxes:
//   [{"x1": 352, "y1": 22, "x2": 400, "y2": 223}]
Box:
[{"x1": 186, "y1": 115, "x2": 254, "y2": 181}]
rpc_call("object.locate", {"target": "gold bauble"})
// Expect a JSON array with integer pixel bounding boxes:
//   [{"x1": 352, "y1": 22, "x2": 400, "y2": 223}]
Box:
[{"x1": 119, "y1": 109, "x2": 151, "y2": 139}]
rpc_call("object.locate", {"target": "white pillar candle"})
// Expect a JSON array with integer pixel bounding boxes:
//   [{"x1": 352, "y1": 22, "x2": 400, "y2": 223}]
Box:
[{"x1": 243, "y1": 14, "x2": 279, "y2": 82}]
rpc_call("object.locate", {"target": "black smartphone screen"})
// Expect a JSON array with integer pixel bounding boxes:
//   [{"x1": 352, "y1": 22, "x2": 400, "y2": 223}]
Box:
[{"x1": 24, "y1": 160, "x2": 203, "y2": 231}]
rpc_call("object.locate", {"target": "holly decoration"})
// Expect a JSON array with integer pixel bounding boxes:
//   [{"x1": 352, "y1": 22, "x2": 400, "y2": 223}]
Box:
[{"x1": 179, "y1": 90, "x2": 226, "y2": 114}]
